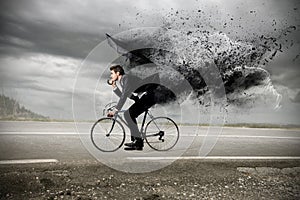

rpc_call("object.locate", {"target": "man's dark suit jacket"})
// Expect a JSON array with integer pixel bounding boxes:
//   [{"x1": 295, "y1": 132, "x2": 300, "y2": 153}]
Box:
[
  {"x1": 113, "y1": 73, "x2": 175, "y2": 110},
  {"x1": 113, "y1": 74, "x2": 142, "y2": 110}
]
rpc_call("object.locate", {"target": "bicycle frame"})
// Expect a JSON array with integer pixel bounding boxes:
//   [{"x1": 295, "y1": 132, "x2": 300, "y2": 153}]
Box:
[
  {"x1": 108, "y1": 110, "x2": 164, "y2": 139},
  {"x1": 113, "y1": 110, "x2": 150, "y2": 134}
]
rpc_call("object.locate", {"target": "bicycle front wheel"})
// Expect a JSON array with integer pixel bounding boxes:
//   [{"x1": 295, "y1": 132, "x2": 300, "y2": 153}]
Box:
[
  {"x1": 145, "y1": 117, "x2": 179, "y2": 151},
  {"x1": 91, "y1": 118, "x2": 125, "y2": 152}
]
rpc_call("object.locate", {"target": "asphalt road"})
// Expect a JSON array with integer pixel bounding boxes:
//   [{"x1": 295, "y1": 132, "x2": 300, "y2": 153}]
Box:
[
  {"x1": 0, "y1": 121, "x2": 300, "y2": 163},
  {"x1": 1, "y1": 121, "x2": 300, "y2": 199}
]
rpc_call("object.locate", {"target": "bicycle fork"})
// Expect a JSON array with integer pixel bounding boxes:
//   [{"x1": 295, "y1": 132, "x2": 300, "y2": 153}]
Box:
[{"x1": 106, "y1": 118, "x2": 116, "y2": 137}]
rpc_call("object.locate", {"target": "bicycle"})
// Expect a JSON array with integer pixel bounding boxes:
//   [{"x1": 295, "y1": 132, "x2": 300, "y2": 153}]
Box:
[{"x1": 91, "y1": 102, "x2": 179, "y2": 152}]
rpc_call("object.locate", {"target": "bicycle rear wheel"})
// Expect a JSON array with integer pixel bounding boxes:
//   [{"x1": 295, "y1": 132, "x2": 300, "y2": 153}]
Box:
[
  {"x1": 91, "y1": 117, "x2": 125, "y2": 152},
  {"x1": 145, "y1": 117, "x2": 179, "y2": 151}
]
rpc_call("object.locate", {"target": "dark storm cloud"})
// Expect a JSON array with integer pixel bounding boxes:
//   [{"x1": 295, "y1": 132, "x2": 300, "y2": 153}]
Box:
[
  {"x1": 266, "y1": 49, "x2": 300, "y2": 90},
  {"x1": 292, "y1": 91, "x2": 300, "y2": 103},
  {"x1": 0, "y1": 15, "x2": 102, "y2": 59},
  {"x1": 0, "y1": 0, "x2": 299, "y2": 121},
  {"x1": 0, "y1": 75, "x2": 71, "y2": 96},
  {"x1": 0, "y1": 0, "x2": 135, "y2": 59},
  {"x1": 272, "y1": 67, "x2": 300, "y2": 90}
]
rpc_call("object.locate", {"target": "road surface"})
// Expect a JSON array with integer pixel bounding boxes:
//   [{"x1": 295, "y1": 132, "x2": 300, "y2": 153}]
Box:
[
  {"x1": 0, "y1": 121, "x2": 299, "y2": 163},
  {"x1": 0, "y1": 121, "x2": 300, "y2": 199}
]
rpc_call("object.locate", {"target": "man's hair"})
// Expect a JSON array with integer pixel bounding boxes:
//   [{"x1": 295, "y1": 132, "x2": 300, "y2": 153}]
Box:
[{"x1": 110, "y1": 65, "x2": 125, "y2": 75}]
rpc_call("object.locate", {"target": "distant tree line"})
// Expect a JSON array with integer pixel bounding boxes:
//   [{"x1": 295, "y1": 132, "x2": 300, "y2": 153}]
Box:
[{"x1": 0, "y1": 94, "x2": 49, "y2": 120}]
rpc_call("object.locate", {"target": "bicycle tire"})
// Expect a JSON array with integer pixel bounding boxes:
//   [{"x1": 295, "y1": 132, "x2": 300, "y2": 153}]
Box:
[
  {"x1": 91, "y1": 117, "x2": 125, "y2": 152},
  {"x1": 145, "y1": 117, "x2": 179, "y2": 151}
]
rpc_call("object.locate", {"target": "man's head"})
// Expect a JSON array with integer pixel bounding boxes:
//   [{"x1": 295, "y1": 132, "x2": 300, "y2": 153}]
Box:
[{"x1": 110, "y1": 65, "x2": 125, "y2": 81}]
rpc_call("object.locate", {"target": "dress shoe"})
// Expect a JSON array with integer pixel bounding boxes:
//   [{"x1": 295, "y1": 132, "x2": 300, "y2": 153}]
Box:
[
  {"x1": 124, "y1": 141, "x2": 135, "y2": 147},
  {"x1": 125, "y1": 139, "x2": 144, "y2": 148},
  {"x1": 124, "y1": 145, "x2": 143, "y2": 151}
]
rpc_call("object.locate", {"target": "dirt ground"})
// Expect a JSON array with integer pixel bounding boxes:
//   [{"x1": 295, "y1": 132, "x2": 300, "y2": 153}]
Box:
[{"x1": 0, "y1": 160, "x2": 299, "y2": 200}]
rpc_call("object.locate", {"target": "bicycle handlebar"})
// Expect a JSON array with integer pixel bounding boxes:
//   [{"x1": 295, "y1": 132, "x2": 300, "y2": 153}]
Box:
[{"x1": 102, "y1": 102, "x2": 117, "y2": 116}]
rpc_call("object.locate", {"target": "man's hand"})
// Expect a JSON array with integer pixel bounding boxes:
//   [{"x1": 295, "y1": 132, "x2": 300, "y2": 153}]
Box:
[
  {"x1": 107, "y1": 79, "x2": 116, "y2": 88},
  {"x1": 107, "y1": 108, "x2": 118, "y2": 117},
  {"x1": 111, "y1": 80, "x2": 116, "y2": 89},
  {"x1": 107, "y1": 111, "x2": 115, "y2": 117}
]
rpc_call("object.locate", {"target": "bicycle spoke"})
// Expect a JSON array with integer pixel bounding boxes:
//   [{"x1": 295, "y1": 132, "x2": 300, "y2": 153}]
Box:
[
  {"x1": 145, "y1": 117, "x2": 179, "y2": 151},
  {"x1": 91, "y1": 118, "x2": 125, "y2": 152}
]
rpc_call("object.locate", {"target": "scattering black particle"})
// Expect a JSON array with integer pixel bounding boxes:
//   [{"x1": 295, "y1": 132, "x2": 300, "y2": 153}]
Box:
[{"x1": 119, "y1": 7, "x2": 297, "y2": 108}]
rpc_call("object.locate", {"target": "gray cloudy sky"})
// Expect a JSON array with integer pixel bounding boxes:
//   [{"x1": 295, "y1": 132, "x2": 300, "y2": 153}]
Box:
[{"x1": 0, "y1": 0, "x2": 299, "y2": 124}]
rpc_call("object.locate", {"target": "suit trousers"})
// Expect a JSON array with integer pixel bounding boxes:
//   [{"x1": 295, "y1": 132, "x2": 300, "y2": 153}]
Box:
[{"x1": 124, "y1": 92, "x2": 156, "y2": 141}]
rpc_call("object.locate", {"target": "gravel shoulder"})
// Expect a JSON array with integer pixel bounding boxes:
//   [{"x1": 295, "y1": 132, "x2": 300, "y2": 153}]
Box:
[{"x1": 0, "y1": 160, "x2": 299, "y2": 200}]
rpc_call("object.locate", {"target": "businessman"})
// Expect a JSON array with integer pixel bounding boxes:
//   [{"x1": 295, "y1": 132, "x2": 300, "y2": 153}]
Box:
[{"x1": 107, "y1": 65, "x2": 158, "y2": 150}]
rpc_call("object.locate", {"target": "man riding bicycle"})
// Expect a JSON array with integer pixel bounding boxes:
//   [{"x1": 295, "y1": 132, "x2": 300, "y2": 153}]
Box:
[{"x1": 107, "y1": 65, "x2": 159, "y2": 150}]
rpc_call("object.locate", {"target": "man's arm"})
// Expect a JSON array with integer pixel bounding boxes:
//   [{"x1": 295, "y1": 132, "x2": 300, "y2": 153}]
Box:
[
  {"x1": 115, "y1": 76, "x2": 131, "y2": 110},
  {"x1": 116, "y1": 76, "x2": 138, "y2": 110},
  {"x1": 113, "y1": 86, "x2": 122, "y2": 97},
  {"x1": 108, "y1": 81, "x2": 123, "y2": 116}
]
